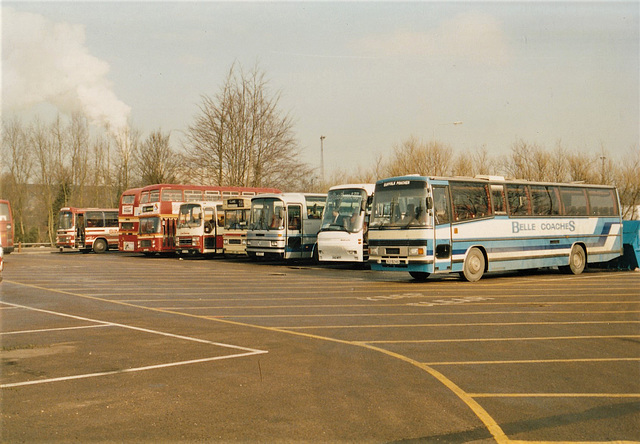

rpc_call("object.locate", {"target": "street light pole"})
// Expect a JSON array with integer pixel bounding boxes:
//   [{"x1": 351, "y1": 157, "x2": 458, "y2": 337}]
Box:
[
  {"x1": 599, "y1": 155, "x2": 606, "y2": 184},
  {"x1": 320, "y1": 135, "x2": 326, "y2": 182}
]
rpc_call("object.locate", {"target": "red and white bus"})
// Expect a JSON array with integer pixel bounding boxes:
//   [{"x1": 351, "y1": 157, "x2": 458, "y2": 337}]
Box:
[
  {"x1": 138, "y1": 184, "x2": 279, "y2": 256},
  {"x1": 222, "y1": 196, "x2": 253, "y2": 255},
  {"x1": 56, "y1": 207, "x2": 119, "y2": 253},
  {"x1": 0, "y1": 200, "x2": 14, "y2": 254},
  {"x1": 118, "y1": 188, "x2": 143, "y2": 252}
]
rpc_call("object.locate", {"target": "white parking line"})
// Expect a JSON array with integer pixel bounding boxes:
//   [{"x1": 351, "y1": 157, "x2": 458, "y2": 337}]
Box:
[
  {"x1": 1, "y1": 324, "x2": 111, "y2": 335},
  {"x1": 1, "y1": 352, "x2": 263, "y2": 388},
  {"x1": 0, "y1": 301, "x2": 268, "y2": 388}
]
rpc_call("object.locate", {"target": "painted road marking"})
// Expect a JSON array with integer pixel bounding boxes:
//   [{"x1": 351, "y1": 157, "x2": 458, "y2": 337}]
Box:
[
  {"x1": 1, "y1": 324, "x2": 111, "y2": 335},
  {"x1": 426, "y1": 357, "x2": 640, "y2": 365},
  {"x1": 469, "y1": 393, "x2": 640, "y2": 398},
  {"x1": 283, "y1": 320, "x2": 640, "y2": 329},
  {"x1": 1, "y1": 352, "x2": 264, "y2": 389},
  {"x1": 0, "y1": 301, "x2": 267, "y2": 389},
  {"x1": 366, "y1": 335, "x2": 640, "y2": 344}
]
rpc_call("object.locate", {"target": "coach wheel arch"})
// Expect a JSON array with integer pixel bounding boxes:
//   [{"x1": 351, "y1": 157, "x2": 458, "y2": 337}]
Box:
[
  {"x1": 561, "y1": 243, "x2": 587, "y2": 275},
  {"x1": 409, "y1": 272, "x2": 430, "y2": 281},
  {"x1": 461, "y1": 246, "x2": 487, "y2": 282},
  {"x1": 92, "y1": 238, "x2": 108, "y2": 254}
]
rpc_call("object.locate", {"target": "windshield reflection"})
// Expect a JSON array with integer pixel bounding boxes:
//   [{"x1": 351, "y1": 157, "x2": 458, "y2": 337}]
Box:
[
  {"x1": 321, "y1": 189, "x2": 366, "y2": 233},
  {"x1": 370, "y1": 182, "x2": 429, "y2": 228},
  {"x1": 178, "y1": 204, "x2": 202, "y2": 229},
  {"x1": 250, "y1": 198, "x2": 285, "y2": 231},
  {"x1": 58, "y1": 212, "x2": 74, "y2": 230}
]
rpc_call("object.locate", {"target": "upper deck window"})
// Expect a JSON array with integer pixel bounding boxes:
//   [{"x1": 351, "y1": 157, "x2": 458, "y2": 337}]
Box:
[
  {"x1": 184, "y1": 190, "x2": 203, "y2": 202},
  {"x1": 162, "y1": 189, "x2": 182, "y2": 202},
  {"x1": 122, "y1": 194, "x2": 136, "y2": 205}
]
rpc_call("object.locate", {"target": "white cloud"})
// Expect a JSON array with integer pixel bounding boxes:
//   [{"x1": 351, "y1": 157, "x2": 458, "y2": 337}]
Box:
[
  {"x1": 352, "y1": 12, "x2": 510, "y2": 65},
  {"x1": 2, "y1": 7, "x2": 130, "y2": 131}
]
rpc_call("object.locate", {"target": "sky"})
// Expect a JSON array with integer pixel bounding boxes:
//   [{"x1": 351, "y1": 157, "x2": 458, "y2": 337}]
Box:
[{"x1": 2, "y1": 1, "x2": 639, "y2": 176}]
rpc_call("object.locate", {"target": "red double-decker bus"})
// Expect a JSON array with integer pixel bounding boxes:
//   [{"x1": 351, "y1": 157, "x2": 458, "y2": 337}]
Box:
[
  {"x1": 0, "y1": 200, "x2": 14, "y2": 254},
  {"x1": 118, "y1": 188, "x2": 143, "y2": 252},
  {"x1": 137, "y1": 184, "x2": 280, "y2": 256}
]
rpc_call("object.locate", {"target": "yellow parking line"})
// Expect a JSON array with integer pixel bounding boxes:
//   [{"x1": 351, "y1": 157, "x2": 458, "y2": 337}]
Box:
[
  {"x1": 283, "y1": 320, "x2": 639, "y2": 329},
  {"x1": 426, "y1": 357, "x2": 640, "y2": 365},
  {"x1": 367, "y1": 335, "x2": 640, "y2": 344},
  {"x1": 470, "y1": 393, "x2": 640, "y2": 398},
  {"x1": 4, "y1": 279, "x2": 511, "y2": 444}
]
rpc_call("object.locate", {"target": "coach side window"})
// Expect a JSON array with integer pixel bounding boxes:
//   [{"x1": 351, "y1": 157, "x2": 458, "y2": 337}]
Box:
[
  {"x1": 587, "y1": 189, "x2": 618, "y2": 216},
  {"x1": 531, "y1": 186, "x2": 561, "y2": 216},
  {"x1": 506, "y1": 185, "x2": 531, "y2": 216},
  {"x1": 491, "y1": 185, "x2": 506, "y2": 214},
  {"x1": 451, "y1": 182, "x2": 491, "y2": 221},
  {"x1": 560, "y1": 188, "x2": 588, "y2": 216}
]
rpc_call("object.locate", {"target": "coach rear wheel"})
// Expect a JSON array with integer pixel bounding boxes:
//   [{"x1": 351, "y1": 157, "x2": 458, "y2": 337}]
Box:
[
  {"x1": 461, "y1": 247, "x2": 485, "y2": 282},
  {"x1": 409, "y1": 272, "x2": 430, "y2": 281},
  {"x1": 561, "y1": 244, "x2": 586, "y2": 275}
]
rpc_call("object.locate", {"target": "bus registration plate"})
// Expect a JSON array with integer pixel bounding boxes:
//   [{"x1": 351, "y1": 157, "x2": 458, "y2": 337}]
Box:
[
  {"x1": 256, "y1": 252, "x2": 264, "y2": 256},
  {"x1": 386, "y1": 258, "x2": 401, "y2": 265}
]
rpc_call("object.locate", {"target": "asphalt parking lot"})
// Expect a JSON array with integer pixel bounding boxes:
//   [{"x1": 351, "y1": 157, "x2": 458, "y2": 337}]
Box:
[{"x1": 1, "y1": 250, "x2": 639, "y2": 443}]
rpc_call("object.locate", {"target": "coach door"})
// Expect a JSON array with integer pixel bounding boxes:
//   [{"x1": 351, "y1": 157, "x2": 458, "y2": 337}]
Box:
[
  {"x1": 432, "y1": 185, "x2": 452, "y2": 272},
  {"x1": 286, "y1": 204, "x2": 303, "y2": 258}
]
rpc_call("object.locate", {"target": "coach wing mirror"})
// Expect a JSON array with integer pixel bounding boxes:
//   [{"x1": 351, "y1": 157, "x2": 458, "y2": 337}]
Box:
[
  {"x1": 363, "y1": 195, "x2": 373, "y2": 212},
  {"x1": 426, "y1": 196, "x2": 433, "y2": 210}
]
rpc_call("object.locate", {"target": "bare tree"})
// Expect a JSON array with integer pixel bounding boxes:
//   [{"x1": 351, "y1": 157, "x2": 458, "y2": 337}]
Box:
[
  {"x1": 451, "y1": 152, "x2": 474, "y2": 177},
  {"x1": 1, "y1": 119, "x2": 34, "y2": 241},
  {"x1": 112, "y1": 126, "x2": 141, "y2": 194},
  {"x1": 566, "y1": 150, "x2": 598, "y2": 183},
  {"x1": 384, "y1": 136, "x2": 452, "y2": 177},
  {"x1": 548, "y1": 142, "x2": 569, "y2": 182},
  {"x1": 185, "y1": 62, "x2": 311, "y2": 189},
  {"x1": 136, "y1": 129, "x2": 181, "y2": 185},
  {"x1": 30, "y1": 120, "x2": 59, "y2": 245},
  {"x1": 615, "y1": 146, "x2": 640, "y2": 219}
]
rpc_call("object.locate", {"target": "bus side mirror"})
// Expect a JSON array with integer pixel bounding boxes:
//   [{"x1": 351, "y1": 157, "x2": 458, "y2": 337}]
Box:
[
  {"x1": 363, "y1": 196, "x2": 373, "y2": 211},
  {"x1": 426, "y1": 197, "x2": 433, "y2": 210}
]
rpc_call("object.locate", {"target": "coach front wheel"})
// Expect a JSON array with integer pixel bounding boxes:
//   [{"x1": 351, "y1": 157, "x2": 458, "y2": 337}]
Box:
[{"x1": 461, "y1": 247, "x2": 485, "y2": 282}]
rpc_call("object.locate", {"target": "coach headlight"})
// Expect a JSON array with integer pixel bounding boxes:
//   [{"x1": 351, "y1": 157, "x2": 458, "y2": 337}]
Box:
[
  {"x1": 369, "y1": 246, "x2": 379, "y2": 256},
  {"x1": 409, "y1": 247, "x2": 426, "y2": 256}
]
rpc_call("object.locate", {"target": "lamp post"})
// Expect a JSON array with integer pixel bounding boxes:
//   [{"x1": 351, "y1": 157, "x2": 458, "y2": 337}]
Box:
[
  {"x1": 320, "y1": 135, "x2": 326, "y2": 182},
  {"x1": 599, "y1": 155, "x2": 606, "y2": 184}
]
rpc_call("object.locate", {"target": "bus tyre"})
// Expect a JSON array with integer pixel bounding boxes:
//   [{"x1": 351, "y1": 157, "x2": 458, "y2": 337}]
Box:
[
  {"x1": 409, "y1": 272, "x2": 430, "y2": 281},
  {"x1": 561, "y1": 244, "x2": 586, "y2": 275},
  {"x1": 461, "y1": 247, "x2": 485, "y2": 282},
  {"x1": 93, "y1": 239, "x2": 108, "y2": 254}
]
